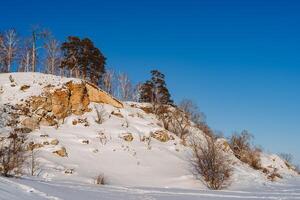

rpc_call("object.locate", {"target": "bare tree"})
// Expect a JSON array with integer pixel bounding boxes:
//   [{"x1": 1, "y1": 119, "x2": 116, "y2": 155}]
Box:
[
  {"x1": 178, "y1": 99, "x2": 206, "y2": 125},
  {"x1": 30, "y1": 26, "x2": 49, "y2": 72},
  {"x1": 102, "y1": 69, "x2": 115, "y2": 95},
  {"x1": 18, "y1": 39, "x2": 32, "y2": 72},
  {"x1": 44, "y1": 39, "x2": 61, "y2": 75},
  {"x1": 28, "y1": 146, "x2": 40, "y2": 176},
  {"x1": 118, "y1": 72, "x2": 133, "y2": 101},
  {"x1": 0, "y1": 29, "x2": 18, "y2": 72},
  {"x1": 190, "y1": 135, "x2": 231, "y2": 190},
  {"x1": 170, "y1": 108, "x2": 190, "y2": 140}
]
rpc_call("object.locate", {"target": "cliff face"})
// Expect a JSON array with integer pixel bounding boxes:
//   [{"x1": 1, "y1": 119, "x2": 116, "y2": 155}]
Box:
[{"x1": 20, "y1": 80, "x2": 123, "y2": 130}]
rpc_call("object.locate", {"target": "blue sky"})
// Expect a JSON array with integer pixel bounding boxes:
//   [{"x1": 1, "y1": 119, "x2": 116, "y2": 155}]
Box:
[{"x1": 1, "y1": 0, "x2": 299, "y2": 164}]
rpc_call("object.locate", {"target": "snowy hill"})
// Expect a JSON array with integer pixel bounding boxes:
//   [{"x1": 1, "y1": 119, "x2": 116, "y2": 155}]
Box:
[{"x1": 0, "y1": 72, "x2": 298, "y2": 195}]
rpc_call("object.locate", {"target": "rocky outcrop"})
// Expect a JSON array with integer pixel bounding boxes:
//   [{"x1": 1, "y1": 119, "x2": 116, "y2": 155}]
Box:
[
  {"x1": 20, "y1": 80, "x2": 123, "y2": 130},
  {"x1": 85, "y1": 82, "x2": 123, "y2": 108},
  {"x1": 51, "y1": 89, "x2": 70, "y2": 119},
  {"x1": 66, "y1": 82, "x2": 90, "y2": 115}
]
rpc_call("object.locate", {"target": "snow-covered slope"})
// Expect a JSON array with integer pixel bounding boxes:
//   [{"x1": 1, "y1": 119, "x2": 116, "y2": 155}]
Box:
[{"x1": 0, "y1": 73, "x2": 297, "y2": 192}]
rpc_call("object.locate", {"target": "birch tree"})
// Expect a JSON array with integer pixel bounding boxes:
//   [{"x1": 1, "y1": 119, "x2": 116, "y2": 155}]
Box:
[
  {"x1": 0, "y1": 29, "x2": 18, "y2": 72},
  {"x1": 44, "y1": 39, "x2": 61, "y2": 75}
]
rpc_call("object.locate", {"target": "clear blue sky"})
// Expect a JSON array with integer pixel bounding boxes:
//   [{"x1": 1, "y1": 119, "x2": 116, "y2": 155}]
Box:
[{"x1": 1, "y1": 0, "x2": 299, "y2": 164}]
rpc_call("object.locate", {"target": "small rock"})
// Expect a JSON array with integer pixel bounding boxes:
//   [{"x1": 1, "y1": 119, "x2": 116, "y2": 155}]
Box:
[
  {"x1": 50, "y1": 139, "x2": 59, "y2": 145},
  {"x1": 120, "y1": 133, "x2": 134, "y2": 142},
  {"x1": 53, "y1": 147, "x2": 68, "y2": 157}
]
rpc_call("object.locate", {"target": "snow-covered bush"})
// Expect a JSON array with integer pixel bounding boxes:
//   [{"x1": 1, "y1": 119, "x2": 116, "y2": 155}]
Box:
[{"x1": 190, "y1": 135, "x2": 231, "y2": 190}]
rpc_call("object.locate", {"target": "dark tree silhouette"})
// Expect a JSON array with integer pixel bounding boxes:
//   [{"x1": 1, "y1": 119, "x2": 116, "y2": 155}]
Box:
[
  {"x1": 139, "y1": 70, "x2": 172, "y2": 105},
  {"x1": 61, "y1": 36, "x2": 106, "y2": 85}
]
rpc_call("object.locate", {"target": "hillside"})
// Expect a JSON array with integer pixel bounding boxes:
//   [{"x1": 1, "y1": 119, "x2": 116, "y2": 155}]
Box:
[{"x1": 0, "y1": 72, "x2": 298, "y2": 192}]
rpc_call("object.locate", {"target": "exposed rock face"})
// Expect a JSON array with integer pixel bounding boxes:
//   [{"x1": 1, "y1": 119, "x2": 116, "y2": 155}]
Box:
[
  {"x1": 66, "y1": 82, "x2": 90, "y2": 115},
  {"x1": 85, "y1": 83, "x2": 123, "y2": 108},
  {"x1": 52, "y1": 89, "x2": 70, "y2": 119},
  {"x1": 21, "y1": 81, "x2": 123, "y2": 130}
]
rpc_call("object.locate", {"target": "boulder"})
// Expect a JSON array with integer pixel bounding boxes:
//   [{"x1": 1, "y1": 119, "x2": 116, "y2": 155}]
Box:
[
  {"x1": 120, "y1": 133, "x2": 134, "y2": 142},
  {"x1": 151, "y1": 130, "x2": 170, "y2": 142},
  {"x1": 50, "y1": 139, "x2": 59, "y2": 145},
  {"x1": 21, "y1": 117, "x2": 39, "y2": 130},
  {"x1": 53, "y1": 147, "x2": 68, "y2": 157}
]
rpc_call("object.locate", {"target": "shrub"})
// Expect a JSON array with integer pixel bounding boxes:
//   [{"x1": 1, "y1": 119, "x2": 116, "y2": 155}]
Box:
[
  {"x1": 190, "y1": 135, "x2": 231, "y2": 190},
  {"x1": 95, "y1": 173, "x2": 105, "y2": 185},
  {"x1": 0, "y1": 132, "x2": 27, "y2": 177},
  {"x1": 267, "y1": 169, "x2": 283, "y2": 181},
  {"x1": 229, "y1": 130, "x2": 262, "y2": 170}
]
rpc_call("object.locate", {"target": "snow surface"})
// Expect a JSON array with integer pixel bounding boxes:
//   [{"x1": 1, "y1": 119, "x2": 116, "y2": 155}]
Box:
[
  {"x1": 0, "y1": 73, "x2": 299, "y2": 199},
  {"x1": 1, "y1": 176, "x2": 300, "y2": 200}
]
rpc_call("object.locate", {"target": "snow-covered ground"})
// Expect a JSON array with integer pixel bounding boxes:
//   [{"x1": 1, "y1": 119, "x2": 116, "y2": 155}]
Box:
[
  {"x1": 1, "y1": 176, "x2": 300, "y2": 200},
  {"x1": 0, "y1": 73, "x2": 299, "y2": 199}
]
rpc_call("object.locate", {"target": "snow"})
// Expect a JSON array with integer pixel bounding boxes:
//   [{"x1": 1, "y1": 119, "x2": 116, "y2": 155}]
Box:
[
  {"x1": 0, "y1": 72, "x2": 299, "y2": 199},
  {"x1": 1, "y1": 176, "x2": 300, "y2": 200}
]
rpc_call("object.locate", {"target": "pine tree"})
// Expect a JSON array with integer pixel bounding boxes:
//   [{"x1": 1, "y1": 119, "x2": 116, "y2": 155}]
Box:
[
  {"x1": 139, "y1": 80, "x2": 154, "y2": 103},
  {"x1": 139, "y1": 70, "x2": 173, "y2": 104},
  {"x1": 150, "y1": 70, "x2": 173, "y2": 105},
  {"x1": 61, "y1": 36, "x2": 106, "y2": 85}
]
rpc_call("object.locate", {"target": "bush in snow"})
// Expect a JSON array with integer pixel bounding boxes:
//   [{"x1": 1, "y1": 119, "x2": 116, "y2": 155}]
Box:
[
  {"x1": 229, "y1": 130, "x2": 262, "y2": 170},
  {"x1": 190, "y1": 135, "x2": 231, "y2": 190},
  {"x1": 0, "y1": 132, "x2": 27, "y2": 177},
  {"x1": 95, "y1": 173, "x2": 105, "y2": 185}
]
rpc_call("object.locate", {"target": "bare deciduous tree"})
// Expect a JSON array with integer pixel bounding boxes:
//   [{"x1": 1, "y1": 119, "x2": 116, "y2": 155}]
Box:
[
  {"x1": 28, "y1": 146, "x2": 40, "y2": 176},
  {"x1": 102, "y1": 69, "x2": 115, "y2": 95},
  {"x1": 118, "y1": 72, "x2": 133, "y2": 101},
  {"x1": 170, "y1": 108, "x2": 190, "y2": 140},
  {"x1": 30, "y1": 26, "x2": 49, "y2": 72},
  {"x1": 179, "y1": 99, "x2": 206, "y2": 125},
  {"x1": 18, "y1": 39, "x2": 32, "y2": 72},
  {"x1": 0, "y1": 29, "x2": 18, "y2": 72},
  {"x1": 190, "y1": 135, "x2": 231, "y2": 190},
  {"x1": 44, "y1": 39, "x2": 61, "y2": 75}
]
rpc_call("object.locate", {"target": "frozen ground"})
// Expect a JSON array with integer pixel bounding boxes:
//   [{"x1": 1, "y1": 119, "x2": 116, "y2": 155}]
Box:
[{"x1": 1, "y1": 176, "x2": 300, "y2": 200}]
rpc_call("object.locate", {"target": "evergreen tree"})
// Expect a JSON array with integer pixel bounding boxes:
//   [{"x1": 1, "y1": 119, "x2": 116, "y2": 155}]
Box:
[
  {"x1": 139, "y1": 80, "x2": 154, "y2": 103},
  {"x1": 150, "y1": 70, "x2": 173, "y2": 105},
  {"x1": 139, "y1": 70, "x2": 172, "y2": 104},
  {"x1": 61, "y1": 36, "x2": 106, "y2": 85}
]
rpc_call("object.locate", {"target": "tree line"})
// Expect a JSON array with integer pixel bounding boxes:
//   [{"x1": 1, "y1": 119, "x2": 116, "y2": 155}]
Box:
[{"x1": 0, "y1": 27, "x2": 172, "y2": 104}]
